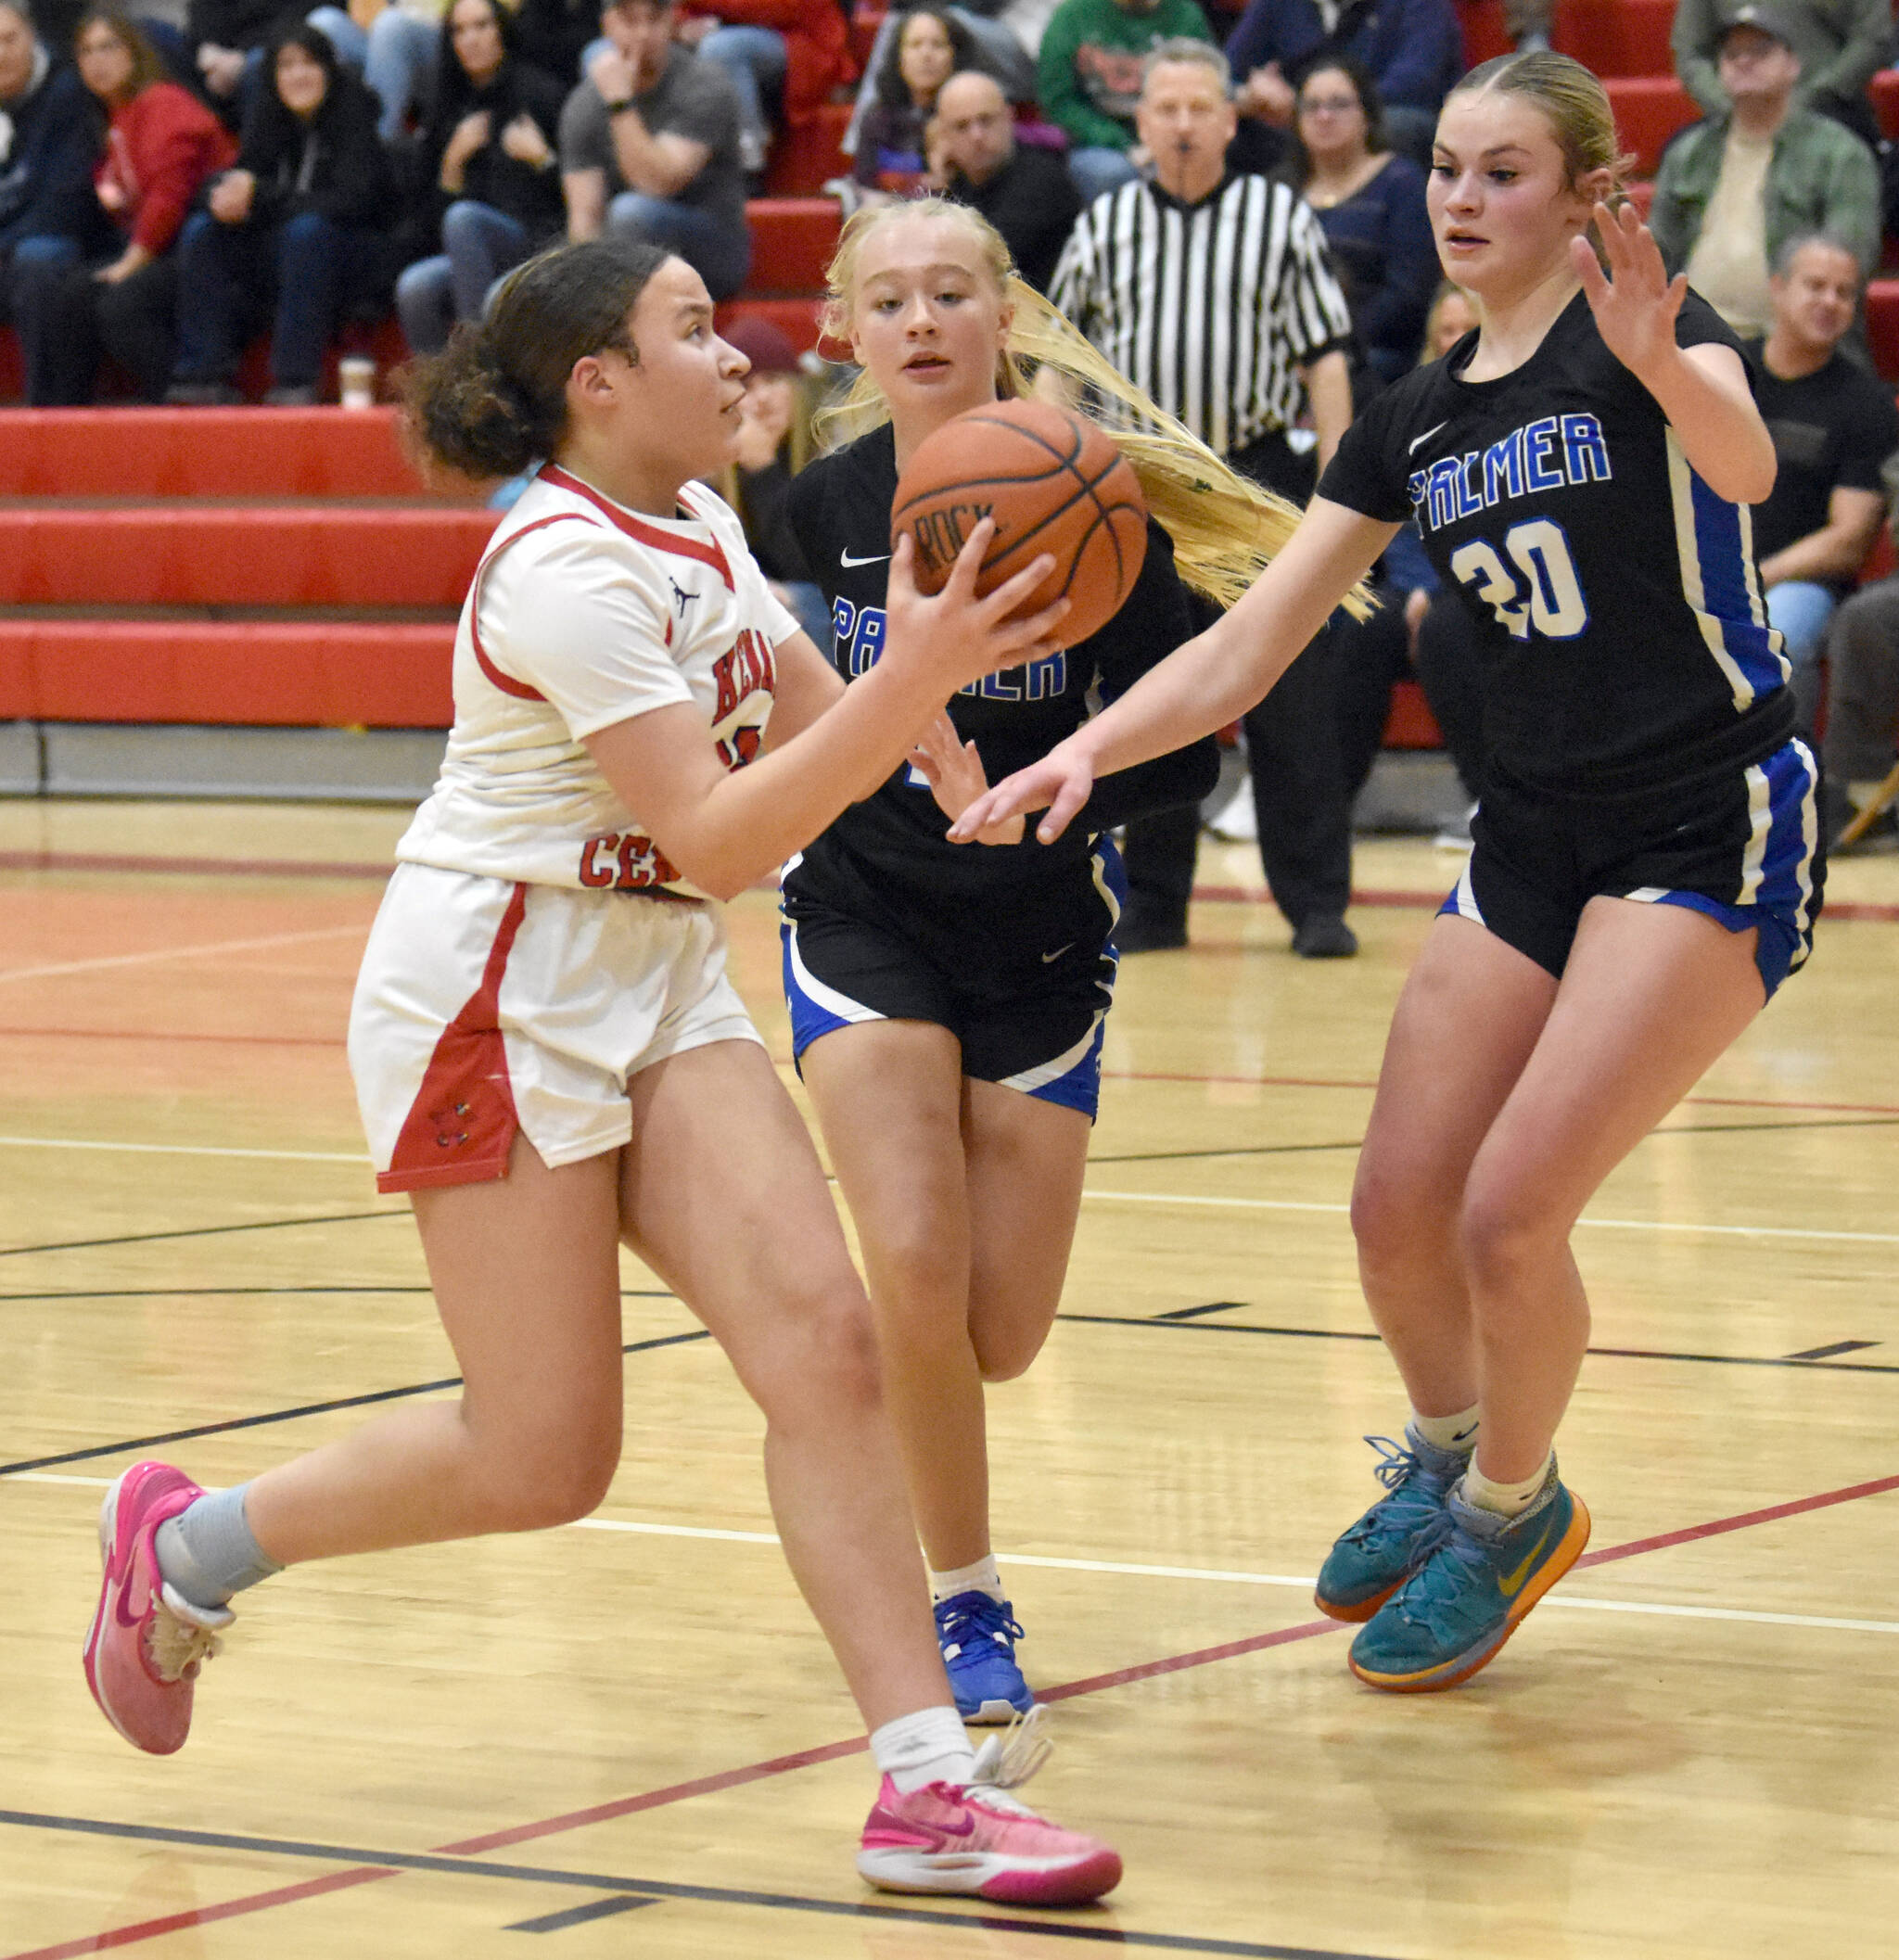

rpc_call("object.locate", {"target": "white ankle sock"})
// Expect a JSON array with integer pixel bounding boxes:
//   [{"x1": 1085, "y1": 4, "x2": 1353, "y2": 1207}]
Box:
[
  {"x1": 927, "y1": 1555, "x2": 1005, "y2": 1605},
  {"x1": 871, "y1": 1704, "x2": 977, "y2": 1794},
  {"x1": 1462, "y1": 1454, "x2": 1553, "y2": 1520},
  {"x1": 1409, "y1": 1405, "x2": 1480, "y2": 1455}
]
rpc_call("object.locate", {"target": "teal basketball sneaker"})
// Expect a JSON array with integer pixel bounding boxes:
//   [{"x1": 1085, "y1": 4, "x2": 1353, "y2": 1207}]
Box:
[
  {"x1": 1315, "y1": 1429, "x2": 1471, "y2": 1622},
  {"x1": 1347, "y1": 1466, "x2": 1591, "y2": 1692}
]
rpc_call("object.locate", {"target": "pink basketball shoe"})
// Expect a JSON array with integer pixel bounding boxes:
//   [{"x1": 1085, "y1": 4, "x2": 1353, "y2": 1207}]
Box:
[
  {"x1": 857, "y1": 1712, "x2": 1121, "y2": 1906},
  {"x1": 83, "y1": 1461, "x2": 231, "y2": 1755}
]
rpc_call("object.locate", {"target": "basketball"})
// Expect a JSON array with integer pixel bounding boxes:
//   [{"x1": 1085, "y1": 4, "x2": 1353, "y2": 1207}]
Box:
[{"x1": 889, "y1": 399, "x2": 1148, "y2": 646}]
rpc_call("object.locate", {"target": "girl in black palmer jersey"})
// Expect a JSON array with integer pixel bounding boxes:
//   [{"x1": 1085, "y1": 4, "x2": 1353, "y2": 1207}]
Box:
[
  {"x1": 781, "y1": 197, "x2": 1300, "y2": 1722},
  {"x1": 957, "y1": 56, "x2": 1818, "y2": 1697}
]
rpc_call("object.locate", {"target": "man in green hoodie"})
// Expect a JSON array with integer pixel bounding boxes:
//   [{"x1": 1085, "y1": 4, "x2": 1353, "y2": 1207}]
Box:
[{"x1": 1036, "y1": 0, "x2": 1213, "y2": 202}]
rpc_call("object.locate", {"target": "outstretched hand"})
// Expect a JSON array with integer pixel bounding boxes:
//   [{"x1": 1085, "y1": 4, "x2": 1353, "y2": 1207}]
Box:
[
  {"x1": 948, "y1": 744, "x2": 1096, "y2": 846},
  {"x1": 909, "y1": 712, "x2": 1026, "y2": 846},
  {"x1": 1573, "y1": 199, "x2": 1686, "y2": 384}
]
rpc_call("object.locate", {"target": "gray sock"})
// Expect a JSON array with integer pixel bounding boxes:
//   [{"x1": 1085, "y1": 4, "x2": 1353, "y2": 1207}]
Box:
[{"x1": 155, "y1": 1483, "x2": 283, "y2": 1610}]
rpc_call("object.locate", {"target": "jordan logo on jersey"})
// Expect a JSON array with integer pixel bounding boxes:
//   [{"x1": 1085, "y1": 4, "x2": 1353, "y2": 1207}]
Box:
[
  {"x1": 668, "y1": 576, "x2": 695, "y2": 617},
  {"x1": 1407, "y1": 413, "x2": 1612, "y2": 535}
]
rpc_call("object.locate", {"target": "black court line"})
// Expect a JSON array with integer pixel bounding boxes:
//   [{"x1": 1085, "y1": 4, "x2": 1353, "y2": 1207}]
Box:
[
  {"x1": 1786, "y1": 1340, "x2": 1880, "y2": 1360},
  {"x1": 0, "y1": 1208, "x2": 402, "y2": 1261},
  {"x1": 1153, "y1": 1302, "x2": 1247, "y2": 1321},
  {"x1": 1064, "y1": 1313, "x2": 1899, "y2": 1378},
  {"x1": 0, "y1": 1809, "x2": 1401, "y2": 1960},
  {"x1": 507, "y1": 1895, "x2": 656, "y2": 1930},
  {"x1": 0, "y1": 1326, "x2": 708, "y2": 1478}
]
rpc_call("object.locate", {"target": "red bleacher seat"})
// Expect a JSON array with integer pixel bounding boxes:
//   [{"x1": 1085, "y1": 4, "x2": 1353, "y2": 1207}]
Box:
[
  {"x1": 849, "y1": 7, "x2": 884, "y2": 70},
  {"x1": 1383, "y1": 680, "x2": 1444, "y2": 750},
  {"x1": 1867, "y1": 279, "x2": 1899, "y2": 379},
  {"x1": 766, "y1": 102, "x2": 851, "y2": 197},
  {"x1": 0, "y1": 506, "x2": 494, "y2": 606},
  {"x1": 1872, "y1": 69, "x2": 1899, "y2": 142},
  {"x1": 0, "y1": 405, "x2": 427, "y2": 498},
  {"x1": 745, "y1": 198, "x2": 843, "y2": 296},
  {"x1": 0, "y1": 620, "x2": 455, "y2": 726},
  {"x1": 1554, "y1": 0, "x2": 1677, "y2": 79},
  {"x1": 1456, "y1": 0, "x2": 1512, "y2": 68},
  {"x1": 1602, "y1": 75, "x2": 1699, "y2": 177}
]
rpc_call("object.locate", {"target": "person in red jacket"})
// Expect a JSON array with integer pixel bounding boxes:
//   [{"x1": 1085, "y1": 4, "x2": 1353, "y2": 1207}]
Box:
[
  {"x1": 15, "y1": 6, "x2": 236, "y2": 402},
  {"x1": 675, "y1": 0, "x2": 849, "y2": 175}
]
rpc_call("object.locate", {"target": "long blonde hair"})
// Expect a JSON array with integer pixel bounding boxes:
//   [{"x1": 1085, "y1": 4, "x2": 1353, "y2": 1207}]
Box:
[{"x1": 816, "y1": 197, "x2": 1368, "y2": 617}]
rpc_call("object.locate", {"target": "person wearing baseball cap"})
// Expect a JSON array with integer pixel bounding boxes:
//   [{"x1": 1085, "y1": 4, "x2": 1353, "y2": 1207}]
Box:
[
  {"x1": 1650, "y1": 0, "x2": 1880, "y2": 337},
  {"x1": 1672, "y1": 0, "x2": 1890, "y2": 146}
]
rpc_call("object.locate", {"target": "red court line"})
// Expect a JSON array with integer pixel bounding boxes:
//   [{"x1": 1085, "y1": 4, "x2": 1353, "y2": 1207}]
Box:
[{"x1": 12, "y1": 1467, "x2": 1897, "y2": 1960}]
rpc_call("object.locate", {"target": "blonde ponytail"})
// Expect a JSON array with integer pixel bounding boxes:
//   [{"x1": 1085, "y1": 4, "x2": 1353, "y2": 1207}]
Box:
[{"x1": 817, "y1": 197, "x2": 1370, "y2": 617}]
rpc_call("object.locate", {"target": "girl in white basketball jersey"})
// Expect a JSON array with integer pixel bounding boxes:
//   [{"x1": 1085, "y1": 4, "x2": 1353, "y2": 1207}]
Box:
[{"x1": 80, "y1": 238, "x2": 1123, "y2": 1906}]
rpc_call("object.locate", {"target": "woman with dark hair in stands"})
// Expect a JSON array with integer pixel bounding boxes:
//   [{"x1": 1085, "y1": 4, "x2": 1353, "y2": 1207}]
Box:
[
  {"x1": 394, "y1": 0, "x2": 565, "y2": 355},
  {"x1": 165, "y1": 18, "x2": 394, "y2": 402},
  {"x1": 1274, "y1": 57, "x2": 1436, "y2": 389},
  {"x1": 853, "y1": 7, "x2": 974, "y2": 194},
  {"x1": 14, "y1": 6, "x2": 234, "y2": 401}
]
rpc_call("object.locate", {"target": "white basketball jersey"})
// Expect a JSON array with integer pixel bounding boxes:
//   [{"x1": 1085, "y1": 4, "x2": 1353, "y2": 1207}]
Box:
[{"x1": 395, "y1": 465, "x2": 797, "y2": 894}]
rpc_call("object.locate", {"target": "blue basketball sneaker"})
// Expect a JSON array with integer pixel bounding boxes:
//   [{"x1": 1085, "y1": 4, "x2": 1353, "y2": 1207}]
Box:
[
  {"x1": 934, "y1": 1591, "x2": 1034, "y2": 1725},
  {"x1": 1315, "y1": 1429, "x2": 1470, "y2": 1622},
  {"x1": 1347, "y1": 1466, "x2": 1592, "y2": 1693}
]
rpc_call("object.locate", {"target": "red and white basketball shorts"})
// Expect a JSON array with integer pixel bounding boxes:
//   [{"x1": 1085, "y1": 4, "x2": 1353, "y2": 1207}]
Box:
[{"x1": 349, "y1": 862, "x2": 763, "y2": 1194}]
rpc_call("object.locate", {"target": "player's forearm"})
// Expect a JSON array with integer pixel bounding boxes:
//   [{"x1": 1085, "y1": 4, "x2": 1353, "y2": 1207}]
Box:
[{"x1": 1640, "y1": 349, "x2": 1777, "y2": 505}]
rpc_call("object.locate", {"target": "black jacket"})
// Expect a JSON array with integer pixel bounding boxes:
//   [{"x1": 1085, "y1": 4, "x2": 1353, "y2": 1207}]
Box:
[
  {"x1": 418, "y1": 57, "x2": 567, "y2": 239},
  {"x1": 0, "y1": 59, "x2": 110, "y2": 254},
  {"x1": 234, "y1": 71, "x2": 397, "y2": 228}
]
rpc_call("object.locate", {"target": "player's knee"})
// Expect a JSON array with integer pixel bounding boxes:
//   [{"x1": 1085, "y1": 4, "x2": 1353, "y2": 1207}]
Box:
[
  {"x1": 869, "y1": 1224, "x2": 966, "y2": 1323},
  {"x1": 969, "y1": 1302, "x2": 1055, "y2": 1381},
  {"x1": 1351, "y1": 1159, "x2": 1444, "y2": 1271},
  {"x1": 477, "y1": 1409, "x2": 621, "y2": 1530},
  {"x1": 754, "y1": 1276, "x2": 885, "y2": 1415},
  {"x1": 1457, "y1": 1185, "x2": 1556, "y2": 1294}
]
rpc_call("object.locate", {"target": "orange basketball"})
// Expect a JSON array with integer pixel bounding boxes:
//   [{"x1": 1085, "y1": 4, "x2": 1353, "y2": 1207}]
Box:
[{"x1": 889, "y1": 399, "x2": 1148, "y2": 646}]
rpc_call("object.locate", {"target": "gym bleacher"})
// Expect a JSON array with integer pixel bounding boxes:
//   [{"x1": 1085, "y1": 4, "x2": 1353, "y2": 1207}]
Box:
[{"x1": 4, "y1": 0, "x2": 1898, "y2": 791}]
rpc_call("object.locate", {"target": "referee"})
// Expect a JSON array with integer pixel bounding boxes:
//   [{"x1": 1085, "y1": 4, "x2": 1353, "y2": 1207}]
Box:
[{"x1": 1050, "y1": 38, "x2": 1360, "y2": 956}]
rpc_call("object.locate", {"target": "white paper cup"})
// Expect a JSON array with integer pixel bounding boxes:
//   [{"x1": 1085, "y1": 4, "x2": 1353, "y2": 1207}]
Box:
[{"x1": 338, "y1": 357, "x2": 376, "y2": 410}]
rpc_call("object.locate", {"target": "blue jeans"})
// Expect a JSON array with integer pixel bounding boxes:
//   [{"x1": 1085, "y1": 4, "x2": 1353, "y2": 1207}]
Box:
[
  {"x1": 363, "y1": 7, "x2": 440, "y2": 143},
  {"x1": 174, "y1": 208, "x2": 381, "y2": 388},
  {"x1": 1766, "y1": 578, "x2": 1838, "y2": 733},
  {"x1": 396, "y1": 202, "x2": 532, "y2": 353},
  {"x1": 697, "y1": 23, "x2": 784, "y2": 166},
  {"x1": 1067, "y1": 145, "x2": 1139, "y2": 204},
  {"x1": 605, "y1": 191, "x2": 749, "y2": 299}
]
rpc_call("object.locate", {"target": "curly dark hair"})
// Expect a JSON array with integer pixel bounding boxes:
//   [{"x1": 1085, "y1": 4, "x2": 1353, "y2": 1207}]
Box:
[
  {"x1": 402, "y1": 238, "x2": 671, "y2": 479},
  {"x1": 874, "y1": 7, "x2": 977, "y2": 110}
]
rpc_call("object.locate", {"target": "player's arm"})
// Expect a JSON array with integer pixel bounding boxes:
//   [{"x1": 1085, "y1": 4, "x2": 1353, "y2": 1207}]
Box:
[
  {"x1": 951, "y1": 499, "x2": 1397, "y2": 844},
  {"x1": 1300, "y1": 349, "x2": 1354, "y2": 471},
  {"x1": 585, "y1": 528, "x2": 1066, "y2": 898},
  {"x1": 758, "y1": 629, "x2": 846, "y2": 752},
  {"x1": 1757, "y1": 487, "x2": 1887, "y2": 589},
  {"x1": 1574, "y1": 201, "x2": 1777, "y2": 506}
]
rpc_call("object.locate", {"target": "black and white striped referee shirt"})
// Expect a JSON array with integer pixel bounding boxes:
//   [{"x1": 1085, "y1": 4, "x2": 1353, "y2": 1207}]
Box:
[{"x1": 1049, "y1": 172, "x2": 1354, "y2": 459}]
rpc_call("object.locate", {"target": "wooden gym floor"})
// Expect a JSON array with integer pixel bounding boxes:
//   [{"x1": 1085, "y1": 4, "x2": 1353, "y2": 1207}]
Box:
[{"x1": 2, "y1": 797, "x2": 1896, "y2": 1960}]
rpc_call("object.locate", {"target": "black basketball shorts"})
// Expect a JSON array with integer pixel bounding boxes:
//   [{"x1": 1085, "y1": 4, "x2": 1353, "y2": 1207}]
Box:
[
  {"x1": 1438, "y1": 739, "x2": 1821, "y2": 998},
  {"x1": 778, "y1": 840, "x2": 1127, "y2": 1119}
]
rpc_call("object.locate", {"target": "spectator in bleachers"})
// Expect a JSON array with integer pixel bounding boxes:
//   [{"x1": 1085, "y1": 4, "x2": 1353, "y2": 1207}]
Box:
[
  {"x1": 0, "y1": 0, "x2": 108, "y2": 350},
  {"x1": 185, "y1": 0, "x2": 275, "y2": 121},
  {"x1": 675, "y1": 1, "x2": 848, "y2": 179},
  {"x1": 929, "y1": 67, "x2": 1078, "y2": 290},
  {"x1": 1819, "y1": 450, "x2": 1899, "y2": 848},
  {"x1": 716, "y1": 313, "x2": 830, "y2": 646},
  {"x1": 1650, "y1": 6, "x2": 1880, "y2": 340},
  {"x1": 1271, "y1": 57, "x2": 1433, "y2": 387},
  {"x1": 855, "y1": 6, "x2": 972, "y2": 191},
  {"x1": 1038, "y1": 0, "x2": 1215, "y2": 204},
  {"x1": 165, "y1": 20, "x2": 395, "y2": 401},
  {"x1": 842, "y1": 5, "x2": 1039, "y2": 169},
  {"x1": 558, "y1": 0, "x2": 747, "y2": 297},
  {"x1": 1221, "y1": 0, "x2": 1461, "y2": 166},
  {"x1": 1743, "y1": 232, "x2": 1899, "y2": 731},
  {"x1": 1674, "y1": 0, "x2": 1891, "y2": 149},
  {"x1": 394, "y1": 0, "x2": 565, "y2": 354},
  {"x1": 13, "y1": 6, "x2": 233, "y2": 401}
]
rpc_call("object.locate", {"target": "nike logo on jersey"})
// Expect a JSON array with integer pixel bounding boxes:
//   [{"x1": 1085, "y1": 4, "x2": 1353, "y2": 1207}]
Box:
[
  {"x1": 1041, "y1": 944, "x2": 1073, "y2": 963},
  {"x1": 1409, "y1": 421, "x2": 1449, "y2": 454},
  {"x1": 840, "y1": 549, "x2": 890, "y2": 567}
]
